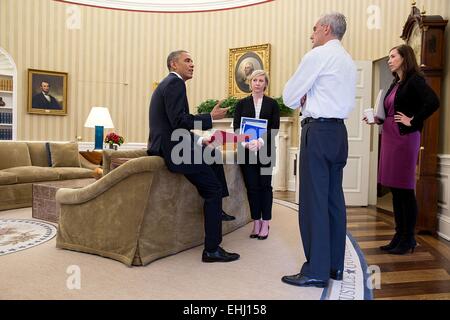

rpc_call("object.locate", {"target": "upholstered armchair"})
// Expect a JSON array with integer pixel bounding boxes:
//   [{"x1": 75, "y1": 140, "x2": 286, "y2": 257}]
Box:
[{"x1": 55, "y1": 151, "x2": 250, "y2": 266}]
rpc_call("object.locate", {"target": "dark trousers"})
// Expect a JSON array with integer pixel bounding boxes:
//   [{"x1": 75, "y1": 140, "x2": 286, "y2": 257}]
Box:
[
  {"x1": 298, "y1": 122, "x2": 348, "y2": 280},
  {"x1": 390, "y1": 187, "x2": 418, "y2": 244},
  {"x1": 184, "y1": 163, "x2": 229, "y2": 252},
  {"x1": 240, "y1": 164, "x2": 273, "y2": 220}
]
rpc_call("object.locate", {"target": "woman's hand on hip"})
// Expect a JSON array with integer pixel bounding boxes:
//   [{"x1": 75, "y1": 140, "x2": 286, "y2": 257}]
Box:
[{"x1": 394, "y1": 112, "x2": 413, "y2": 127}]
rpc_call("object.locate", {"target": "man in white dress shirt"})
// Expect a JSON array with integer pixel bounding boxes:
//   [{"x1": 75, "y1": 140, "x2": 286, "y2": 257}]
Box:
[{"x1": 281, "y1": 12, "x2": 357, "y2": 288}]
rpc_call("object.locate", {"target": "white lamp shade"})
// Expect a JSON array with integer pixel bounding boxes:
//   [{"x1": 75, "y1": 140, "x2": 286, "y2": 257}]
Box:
[{"x1": 84, "y1": 106, "x2": 114, "y2": 128}]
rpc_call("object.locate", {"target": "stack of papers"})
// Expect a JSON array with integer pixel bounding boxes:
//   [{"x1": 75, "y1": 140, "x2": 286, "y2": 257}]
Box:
[{"x1": 374, "y1": 89, "x2": 385, "y2": 121}]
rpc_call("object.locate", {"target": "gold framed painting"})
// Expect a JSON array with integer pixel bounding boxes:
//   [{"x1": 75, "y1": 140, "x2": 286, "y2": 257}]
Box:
[
  {"x1": 229, "y1": 43, "x2": 270, "y2": 98},
  {"x1": 27, "y1": 69, "x2": 68, "y2": 115}
]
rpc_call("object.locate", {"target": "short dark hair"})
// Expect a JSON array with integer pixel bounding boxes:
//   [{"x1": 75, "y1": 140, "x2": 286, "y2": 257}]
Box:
[
  {"x1": 40, "y1": 81, "x2": 49, "y2": 86},
  {"x1": 167, "y1": 50, "x2": 188, "y2": 71},
  {"x1": 390, "y1": 44, "x2": 423, "y2": 82}
]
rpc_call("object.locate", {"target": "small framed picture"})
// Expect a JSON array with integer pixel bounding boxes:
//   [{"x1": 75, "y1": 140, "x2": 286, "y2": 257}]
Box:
[
  {"x1": 27, "y1": 69, "x2": 68, "y2": 115},
  {"x1": 229, "y1": 43, "x2": 270, "y2": 98}
]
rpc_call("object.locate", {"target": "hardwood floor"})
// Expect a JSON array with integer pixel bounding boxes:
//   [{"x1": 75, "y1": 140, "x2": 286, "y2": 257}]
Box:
[{"x1": 274, "y1": 192, "x2": 450, "y2": 300}]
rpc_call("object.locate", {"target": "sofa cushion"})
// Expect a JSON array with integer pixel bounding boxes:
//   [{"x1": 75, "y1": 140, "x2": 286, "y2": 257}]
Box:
[
  {"x1": 0, "y1": 142, "x2": 32, "y2": 170},
  {"x1": 49, "y1": 142, "x2": 81, "y2": 168},
  {"x1": 27, "y1": 142, "x2": 50, "y2": 167},
  {"x1": 110, "y1": 158, "x2": 132, "y2": 171},
  {"x1": 0, "y1": 171, "x2": 18, "y2": 185},
  {"x1": 52, "y1": 167, "x2": 94, "y2": 180},
  {"x1": 3, "y1": 166, "x2": 60, "y2": 183}
]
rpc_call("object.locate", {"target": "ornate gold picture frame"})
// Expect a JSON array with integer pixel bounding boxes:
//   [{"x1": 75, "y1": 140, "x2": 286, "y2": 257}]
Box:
[
  {"x1": 229, "y1": 43, "x2": 270, "y2": 98},
  {"x1": 27, "y1": 69, "x2": 68, "y2": 115}
]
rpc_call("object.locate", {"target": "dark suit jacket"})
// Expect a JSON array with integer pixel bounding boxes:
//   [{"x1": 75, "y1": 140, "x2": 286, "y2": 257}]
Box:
[
  {"x1": 383, "y1": 73, "x2": 439, "y2": 135},
  {"x1": 32, "y1": 92, "x2": 61, "y2": 110},
  {"x1": 233, "y1": 95, "x2": 280, "y2": 166},
  {"x1": 147, "y1": 73, "x2": 212, "y2": 174}
]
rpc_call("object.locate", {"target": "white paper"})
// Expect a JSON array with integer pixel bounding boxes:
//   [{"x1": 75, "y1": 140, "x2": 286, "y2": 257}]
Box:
[{"x1": 374, "y1": 89, "x2": 385, "y2": 121}]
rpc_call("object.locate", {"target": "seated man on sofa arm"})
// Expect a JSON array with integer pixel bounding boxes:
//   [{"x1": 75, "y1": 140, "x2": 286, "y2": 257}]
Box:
[{"x1": 146, "y1": 50, "x2": 239, "y2": 263}]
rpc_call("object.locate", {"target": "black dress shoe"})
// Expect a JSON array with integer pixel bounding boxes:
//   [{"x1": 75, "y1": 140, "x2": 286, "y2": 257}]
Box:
[
  {"x1": 202, "y1": 246, "x2": 240, "y2": 263},
  {"x1": 330, "y1": 269, "x2": 343, "y2": 281},
  {"x1": 222, "y1": 211, "x2": 236, "y2": 221},
  {"x1": 281, "y1": 273, "x2": 328, "y2": 288}
]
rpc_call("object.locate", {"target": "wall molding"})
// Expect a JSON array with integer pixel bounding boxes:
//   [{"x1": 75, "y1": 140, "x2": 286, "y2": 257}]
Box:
[
  {"x1": 58, "y1": 0, "x2": 272, "y2": 13},
  {"x1": 78, "y1": 141, "x2": 146, "y2": 151}
]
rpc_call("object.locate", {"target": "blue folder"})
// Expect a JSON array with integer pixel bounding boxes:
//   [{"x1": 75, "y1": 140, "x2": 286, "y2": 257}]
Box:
[{"x1": 240, "y1": 117, "x2": 268, "y2": 141}]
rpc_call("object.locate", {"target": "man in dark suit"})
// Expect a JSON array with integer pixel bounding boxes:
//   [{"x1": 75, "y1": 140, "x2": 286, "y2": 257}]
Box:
[
  {"x1": 147, "y1": 50, "x2": 239, "y2": 263},
  {"x1": 32, "y1": 81, "x2": 61, "y2": 109}
]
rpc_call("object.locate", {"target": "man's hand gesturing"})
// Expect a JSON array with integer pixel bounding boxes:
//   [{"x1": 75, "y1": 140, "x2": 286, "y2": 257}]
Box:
[{"x1": 210, "y1": 100, "x2": 229, "y2": 120}]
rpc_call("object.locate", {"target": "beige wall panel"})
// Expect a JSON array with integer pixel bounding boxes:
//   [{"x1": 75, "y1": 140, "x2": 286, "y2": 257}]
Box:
[{"x1": 0, "y1": 0, "x2": 449, "y2": 151}]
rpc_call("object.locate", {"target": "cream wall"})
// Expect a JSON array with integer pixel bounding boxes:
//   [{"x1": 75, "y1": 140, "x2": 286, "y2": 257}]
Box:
[{"x1": 0, "y1": 0, "x2": 449, "y2": 151}]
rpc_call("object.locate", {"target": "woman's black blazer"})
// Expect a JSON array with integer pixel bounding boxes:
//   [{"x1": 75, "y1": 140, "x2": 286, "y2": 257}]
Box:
[
  {"x1": 383, "y1": 73, "x2": 439, "y2": 135},
  {"x1": 233, "y1": 95, "x2": 280, "y2": 166}
]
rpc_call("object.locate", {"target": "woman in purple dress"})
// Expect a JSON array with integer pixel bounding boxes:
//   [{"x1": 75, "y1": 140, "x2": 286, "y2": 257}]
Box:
[{"x1": 364, "y1": 45, "x2": 439, "y2": 254}]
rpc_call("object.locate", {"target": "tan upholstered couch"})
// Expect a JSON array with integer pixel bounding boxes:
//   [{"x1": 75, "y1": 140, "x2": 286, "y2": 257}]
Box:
[
  {"x1": 56, "y1": 150, "x2": 251, "y2": 266},
  {"x1": 0, "y1": 141, "x2": 98, "y2": 211}
]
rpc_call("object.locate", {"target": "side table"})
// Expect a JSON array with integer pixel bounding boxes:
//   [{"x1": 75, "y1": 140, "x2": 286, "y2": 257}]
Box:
[
  {"x1": 79, "y1": 150, "x2": 103, "y2": 166},
  {"x1": 32, "y1": 178, "x2": 96, "y2": 223}
]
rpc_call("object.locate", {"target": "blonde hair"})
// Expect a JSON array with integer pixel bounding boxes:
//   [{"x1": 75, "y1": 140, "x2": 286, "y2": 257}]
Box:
[{"x1": 249, "y1": 69, "x2": 269, "y2": 91}]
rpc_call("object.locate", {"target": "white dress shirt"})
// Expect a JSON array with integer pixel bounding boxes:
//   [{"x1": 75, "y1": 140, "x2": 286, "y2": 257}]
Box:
[
  {"x1": 254, "y1": 97, "x2": 262, "y2": 119},
  {"x1": 283, "y1": 39, "x2": 357, "y2": 119}
]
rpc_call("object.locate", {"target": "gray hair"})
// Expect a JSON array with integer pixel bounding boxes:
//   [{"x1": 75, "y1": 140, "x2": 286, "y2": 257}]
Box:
[
  {"x1": 318, "y1": 12, "x2": 347, "y2": 40},
  {"x1": 167, "y1": 50, "x2": 188, "y2": 71},
  {"x1": 249, "y1": 69, "x2": 270, "y2": 91}
]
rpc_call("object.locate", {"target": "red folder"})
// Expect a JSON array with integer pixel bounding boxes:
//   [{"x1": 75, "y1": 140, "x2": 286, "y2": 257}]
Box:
[{"x1": 209, "y1": 130, "x2": 250, "y2": 145}]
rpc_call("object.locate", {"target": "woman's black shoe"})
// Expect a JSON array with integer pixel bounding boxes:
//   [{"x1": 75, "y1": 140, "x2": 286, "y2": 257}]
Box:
[
  {"x1": 379, "y1": 234, "x2": 401, "y2": 251},
  {"x1": 388, "y1": 245, "x2": 416, "y2": 255},
  {"x1": 387, "y1": 239, "x2": 417, "y2": 255},
  {"x1": 257, "y1": 226, "x2": 269, "y2": 240}
]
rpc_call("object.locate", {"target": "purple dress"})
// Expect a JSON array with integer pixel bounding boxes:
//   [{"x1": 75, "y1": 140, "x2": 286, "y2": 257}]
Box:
[{"x1": 378, "y1": 84, "x2": 421, "y2": 189}]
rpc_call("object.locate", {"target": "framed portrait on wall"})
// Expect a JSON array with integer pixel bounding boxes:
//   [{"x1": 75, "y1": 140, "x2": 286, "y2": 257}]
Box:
[
  {"x1": 27, "y1": 69, "x2": 68, "y2": 115},
  {"x1": 229, "y1": 43, "x2": 270, "y2": 98}
]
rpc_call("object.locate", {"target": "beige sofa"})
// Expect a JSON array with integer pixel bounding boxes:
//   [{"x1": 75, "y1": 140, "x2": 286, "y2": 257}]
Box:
[
  {"x1": 56, "y1": 150, "x2": 251, "y2": 266},
  {"x1": 0, "y1": 141, "x2": 98, "y2": 211}
]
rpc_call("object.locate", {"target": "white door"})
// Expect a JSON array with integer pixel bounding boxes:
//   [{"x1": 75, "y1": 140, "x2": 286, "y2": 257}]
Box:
[
  {"x1": 295, "y1": 60, "x2": 372, "y2": 206},
  {"x1": 343, "y1": 60, "x2": 372, "y2": 206}
]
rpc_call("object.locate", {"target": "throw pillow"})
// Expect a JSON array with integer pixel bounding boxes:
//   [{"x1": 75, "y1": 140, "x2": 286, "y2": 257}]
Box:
[
  {"x1": 45, "y1": 142, "x2": 52, "y2": 167},
  {"x1": 26, "y1": 142, "x2": 51, "y2": 167},
  {"x1": 49, "y1": 142, "x2": 81, "y2": 167}
]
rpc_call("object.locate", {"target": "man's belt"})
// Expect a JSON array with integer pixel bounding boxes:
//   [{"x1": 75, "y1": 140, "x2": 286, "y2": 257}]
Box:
[{"x1": 301, "y1": 117, "x2": 344, "y2": 127}]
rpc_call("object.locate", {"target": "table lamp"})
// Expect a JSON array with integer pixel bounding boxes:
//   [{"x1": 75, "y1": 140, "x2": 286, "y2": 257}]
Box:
[{"x1": 84, "y1": 106, "x2": 114, "y2": 150}]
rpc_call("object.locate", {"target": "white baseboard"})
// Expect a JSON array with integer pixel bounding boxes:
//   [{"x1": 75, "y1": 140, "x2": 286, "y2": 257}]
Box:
[
  {"x1": 437, "y1": 214, "x2": 450, "y2": 241},
  {"x1": 437, "y1": 154, "x2": 450, "y2": 240}
]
